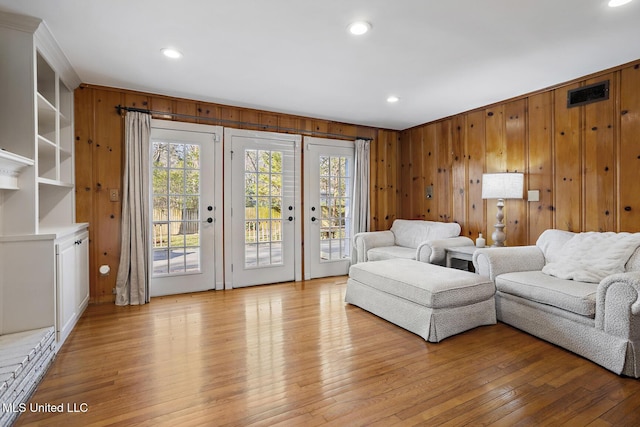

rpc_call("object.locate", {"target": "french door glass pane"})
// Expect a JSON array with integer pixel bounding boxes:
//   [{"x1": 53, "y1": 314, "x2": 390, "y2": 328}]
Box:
[
  {"x1": 152, "y1": 142, "x2": 201, "y2": 276},
  {"x1": 319, "y1": 155, "x2": 352, "y2": 261},
  {"x1": 244, "y1": 149, "x2": 284, "y2": 268}
]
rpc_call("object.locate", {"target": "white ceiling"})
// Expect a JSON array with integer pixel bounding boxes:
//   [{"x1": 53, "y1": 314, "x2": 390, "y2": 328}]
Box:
[{"x1": 1, "y1": 0, "x2": 639, "y2": 130}]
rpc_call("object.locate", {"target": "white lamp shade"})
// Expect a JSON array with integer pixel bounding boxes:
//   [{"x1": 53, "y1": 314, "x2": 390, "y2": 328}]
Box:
[{"x1": 481, "y1": 173, "x2": 524, "y2": 199}]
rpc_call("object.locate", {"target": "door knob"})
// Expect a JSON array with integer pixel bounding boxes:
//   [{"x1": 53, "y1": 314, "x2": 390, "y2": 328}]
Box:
[
  {"x1": 204, "y1": 217, "x2": 213, "y2": 223},
  {"x1": 288, "y1": 216, "x2": 294, "y2": 222},
  {"x1": 311, "y1": 216, "x2": 317, "y2": 222}
]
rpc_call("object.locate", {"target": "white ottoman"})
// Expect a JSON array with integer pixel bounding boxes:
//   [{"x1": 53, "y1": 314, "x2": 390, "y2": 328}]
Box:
[{"x1": 346, "y1": 259, "x2": 496, "y2": 342}]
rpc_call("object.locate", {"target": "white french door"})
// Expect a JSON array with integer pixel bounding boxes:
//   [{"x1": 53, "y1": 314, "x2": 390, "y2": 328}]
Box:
[
  {"x1": 224, "y1": 129, "x2": 302, "y2": 288},
  {"x1": 149, "y1": 120, "x2": 223, "y2": 296},
  {"x1": 304, "y1": 137, "x2": 354, "y2": 279}
]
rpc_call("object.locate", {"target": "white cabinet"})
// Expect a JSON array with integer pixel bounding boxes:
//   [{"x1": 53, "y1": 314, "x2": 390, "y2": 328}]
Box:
[
  {"x1": 0, "y1": 226, "x2": 89, "y2": 347},
  {"x1": 56, "y1": 230, "x2": 89, "y2": 345}
]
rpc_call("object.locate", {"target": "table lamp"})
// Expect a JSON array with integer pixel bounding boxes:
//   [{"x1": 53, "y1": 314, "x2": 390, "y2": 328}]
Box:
[{"x1": 481, "y1": 172, "x2": 524, "y2": 247}]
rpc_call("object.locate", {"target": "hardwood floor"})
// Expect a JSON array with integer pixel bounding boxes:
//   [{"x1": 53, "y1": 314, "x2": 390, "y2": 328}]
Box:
[{"x1": 13, "y1": 277, "x2": 640, "y2": 426}]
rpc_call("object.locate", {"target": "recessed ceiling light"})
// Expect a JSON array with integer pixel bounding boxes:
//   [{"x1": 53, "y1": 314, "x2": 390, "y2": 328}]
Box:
[
  {"x1": 608, "y1": 0, "x2": 633, "y2": 6},
  {"x1": 348, "y1": 21, "x2": 371, "y2": 36},
  {"x1": 387, "y1": 96, "x2": 399, "y2": 103},
  {"x1": 161, "y1": 48, "x2": 182, "y2": 59}
]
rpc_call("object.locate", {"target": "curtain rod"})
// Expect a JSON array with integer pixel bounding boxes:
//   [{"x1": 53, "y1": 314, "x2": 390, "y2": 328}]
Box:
[{"x1": 115, "y1": 105, "x2": 373, "y2": 141}]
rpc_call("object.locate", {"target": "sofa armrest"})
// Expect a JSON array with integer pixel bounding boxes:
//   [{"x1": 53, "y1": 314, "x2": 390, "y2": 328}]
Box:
[
  {"x1": 596, "y1": 271, "x2": 640, "y2": 340},
  {"x1": 472, "y1": 245, "x2": 545, "y2": 281},
  {"x1": 416, "y1": 236, "x2": 474, "y2": 264},
  {"x1": 352, "y1": 230, "x2": 395, "y2": 263}
]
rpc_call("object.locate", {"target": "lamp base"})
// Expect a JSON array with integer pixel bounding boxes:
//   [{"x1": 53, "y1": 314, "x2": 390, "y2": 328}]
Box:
[{"x1": 491, "y1": 198, "x2": 506, "y2": 247}]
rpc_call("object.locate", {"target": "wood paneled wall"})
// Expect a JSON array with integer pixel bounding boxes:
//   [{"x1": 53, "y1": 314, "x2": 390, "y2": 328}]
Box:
[
  {"x1": 76, "y1": 59, "x2": 640, "y2": 303},
  {"x1": 74, "y1": 85, "x2": 400, "y2": 303},
  {"x1": 399, "y1": 60, "x2": 640, "y2": 247}
]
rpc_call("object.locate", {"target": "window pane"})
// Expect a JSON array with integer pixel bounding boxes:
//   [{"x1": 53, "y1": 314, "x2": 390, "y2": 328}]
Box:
[
  {"x1": 330, "y1": 157, "x2": 340, "y2": 177},
  {"x1": 185, "y1": 198, "x2": 199, "y2": 217},
  {"x1": 320, "y1": 156, "x2": 329, "y2": 176},
  {"x1": 153, "y1": 223, "x2": 169, "y2": 248},
  {"x1": 271, "y1": 220, "x2": 282, "y2": 242},
  {"x1": 169, "y1": 144, "x2": 184, "y2": 168},
  {"x1": 270, "y1": 151, "x2": 282, "y2": 173},
  {"x1": 271, "y1": 202, "x2": 282, "y2": 219},
  {"x1": 152, "y1": 169, "x2": 168, "y2": 194},
  {"x1": 185, "y1": 248, "x2": 200, "y2": 273},
  {"x1": 245, "y1": 150, "x2": 257, "y2": 172},
  {"x1": 257, "y1": 243, "x2": 271, "y2": 266},
  {"x1": 258, "y1": 150, "x2": 270, "y2": 172},
  {"x1": 153, "y1": 249, "x2": 169, "y2": 275},
  {"x1": 271, "y1": 242, "x2": 282, "y2": 265},
  {"x1": 245, "y1": 174, "x2": 257, "y2": 196},
  {"x1": 245, "y1": 221, "x2": 257, "y2": 243},
  {"x1": 185, "y1": 170, "x2": 200, "y2": 195},
  {"x1": 169, "y1": 170, "x2": 185, "y2": 194},
  {"x1": 184, "y1": 144, "x2": 200, "y2": 169},
  {"x1": 258, "y1": 220, "x2": 271, "y2": 242},
  {"x1": 168, "y1": 196, "x2": 183, "y2": 217},
  {"x1": 170, "y1": 251, "x2": 186, "y2": 273},
  {"x1": 153, "y1": 198, "x2": 168, "y2": 220},
  {"x1": 153, "y1": 143, "x2": 169, "y2": 167},
  {"x1": 270, "y1": 174, "x2": 282, "y2": 196},
  {"x1": 245, "y1": 244, "x2": 257, "y2": 268}
]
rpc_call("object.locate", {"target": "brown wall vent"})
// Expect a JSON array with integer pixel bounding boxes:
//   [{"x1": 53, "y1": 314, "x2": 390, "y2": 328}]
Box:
[{"x1": 567, "y1": 80, "x2": 609, "y2": 108}]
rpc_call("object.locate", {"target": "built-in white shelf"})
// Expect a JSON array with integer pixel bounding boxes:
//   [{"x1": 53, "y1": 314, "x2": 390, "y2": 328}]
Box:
[
  {"x1": 0, "y1": 149, "x2": 34, "y2": 190},
  {"x1": 38, "y1": 177, "x2": 74, "y2": 188}
]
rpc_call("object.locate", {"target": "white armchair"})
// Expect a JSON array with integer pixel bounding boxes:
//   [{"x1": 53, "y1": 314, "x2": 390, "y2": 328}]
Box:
[{"x1": 352, "y1": 219, "x2": 473, "y2": 265}]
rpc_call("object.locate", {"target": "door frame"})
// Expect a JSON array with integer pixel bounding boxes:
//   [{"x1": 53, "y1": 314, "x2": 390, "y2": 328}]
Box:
[
  {"x1": 303, "y1": 136, "x2": 355, "y2": 279},
  {"x1": 149, "y1": 119, "x2": 224, "y2": 294},
  {"x1": 223, "y1": 128, "x2": 302, "y2": 289}
]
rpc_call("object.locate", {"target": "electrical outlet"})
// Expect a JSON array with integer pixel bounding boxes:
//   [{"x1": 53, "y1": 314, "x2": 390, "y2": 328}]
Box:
[
  {"x1": 109, "y1": 188, "x2": 119, "y2": 202},
  {"x1": 425, "y1": 185, "x2": 433, "y2": 199}
]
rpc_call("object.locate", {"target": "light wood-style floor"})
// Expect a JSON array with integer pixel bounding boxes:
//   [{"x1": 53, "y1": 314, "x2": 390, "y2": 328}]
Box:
[{"x1": 14, "y1": 277, "x2": 640, "y2": 426}]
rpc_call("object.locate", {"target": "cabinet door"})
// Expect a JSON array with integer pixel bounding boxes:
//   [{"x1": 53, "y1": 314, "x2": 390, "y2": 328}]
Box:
[
  {"x1": 76, "y1": 231, "x2": 89, "y2": 312},
  {"x1": 56, "y1": 237, "x2": 77, "y2": 344}
]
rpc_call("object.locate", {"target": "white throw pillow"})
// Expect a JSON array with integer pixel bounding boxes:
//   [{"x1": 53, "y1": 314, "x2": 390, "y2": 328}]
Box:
[{"x1": 542, "y1": 232, "x2": 640, "y2": 283}]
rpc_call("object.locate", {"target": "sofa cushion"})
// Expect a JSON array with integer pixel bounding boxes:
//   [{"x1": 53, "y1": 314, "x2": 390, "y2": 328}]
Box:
[
  {"x1": 348, "y1": 258, "x2": 494, "y2": 309},
  {"x1": 390, "y1": 219, "x2": 461, "y2": 249},
  {"x1": 496, "y1": 271, "x2": 597, "y2": 317},
  {"x1": 367, "y1": 246, "x2": 416, "y2": 261}
]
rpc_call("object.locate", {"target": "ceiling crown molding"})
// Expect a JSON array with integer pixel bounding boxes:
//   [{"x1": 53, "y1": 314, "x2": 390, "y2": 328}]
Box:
[{"x1": 0, "y1": 10, "x2": 41, "y2": 32}]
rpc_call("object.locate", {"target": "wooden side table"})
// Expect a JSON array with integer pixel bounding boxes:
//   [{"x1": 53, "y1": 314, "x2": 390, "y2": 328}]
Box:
[{"x1": 445, "y1": 246, "x2": 483, "y2": 270}]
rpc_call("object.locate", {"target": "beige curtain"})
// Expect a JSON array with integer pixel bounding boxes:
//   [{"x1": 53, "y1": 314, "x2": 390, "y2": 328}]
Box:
[
  {"x1": 351, "y1": 138, "x2": 370, "y2": 260},
  {"x1": 115, "y1": 111, "x2": 151, "y2": 305}
]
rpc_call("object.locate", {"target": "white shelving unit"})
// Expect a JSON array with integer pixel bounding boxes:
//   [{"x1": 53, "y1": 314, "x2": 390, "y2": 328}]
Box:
[
  {"x1": 0, "y1": 11, "x2": 88, "y2": 348},
  {"x1": 0, "y1": 11, "x2": 81, "y2": 235}
]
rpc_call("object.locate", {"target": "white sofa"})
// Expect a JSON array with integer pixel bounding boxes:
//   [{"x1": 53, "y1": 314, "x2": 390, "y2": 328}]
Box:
[
  {"x1": 352, "y1": 219, "x2": 473, "y2": 265},
  {"x1": 473, "y1": 229, "x2": 640, "y2": 377}
]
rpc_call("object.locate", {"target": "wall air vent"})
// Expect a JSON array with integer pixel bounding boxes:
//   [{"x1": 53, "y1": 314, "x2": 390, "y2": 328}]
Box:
[{"x1": 567, "y1": 80, "x2": 609, "y2": 108}]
